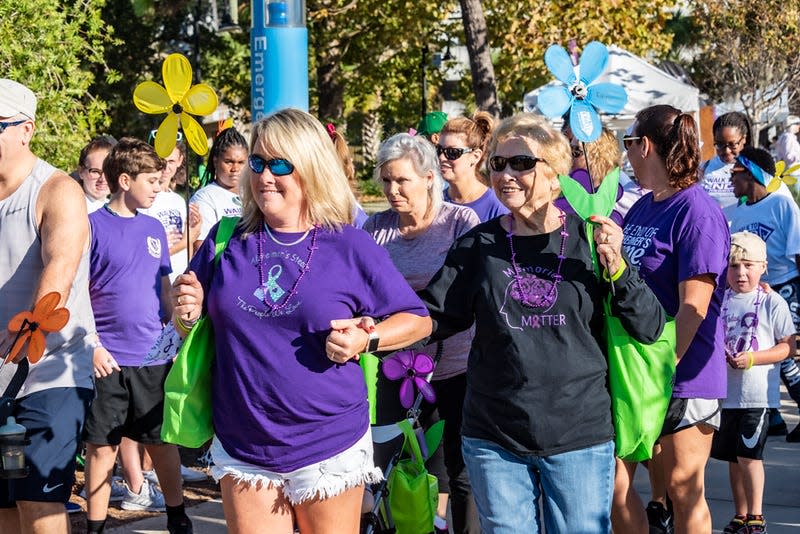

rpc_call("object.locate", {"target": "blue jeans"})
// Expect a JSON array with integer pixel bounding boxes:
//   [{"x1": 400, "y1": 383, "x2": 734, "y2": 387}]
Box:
[{"x1": 462, "y1": 436, "x2": 615, "y2": 534}]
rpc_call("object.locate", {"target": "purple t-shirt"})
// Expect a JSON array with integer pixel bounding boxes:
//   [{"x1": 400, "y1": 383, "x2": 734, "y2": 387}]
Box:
[
  {"x1": 623, "y1": 185, "x2": 730, "y2": 398},
  {"x1": 89, "y1": 208, "x2": 171, "y2": 366},
  {"x1": 444, "y1": 187, "x2": 509, "y2": 223},
  {"x1": 192, "y1": 222, "x2": 429, "y2": 472}
]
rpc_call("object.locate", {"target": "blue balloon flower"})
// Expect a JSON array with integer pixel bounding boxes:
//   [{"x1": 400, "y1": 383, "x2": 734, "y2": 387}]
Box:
[{"x1": 536, "y1": 41, "x2": 627, "y2": 143}]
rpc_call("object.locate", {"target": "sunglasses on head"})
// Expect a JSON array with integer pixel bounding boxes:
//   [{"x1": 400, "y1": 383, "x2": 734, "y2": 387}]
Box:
[
  {"x1": 436, "y1": 145, "x2": 474, "y2": 161},
  {"x1": 488, "y1": 155, "x2": 546, "y2": 172},
  {"x1": 248, "y1": 155, "x2": 294, "y2": 176}
]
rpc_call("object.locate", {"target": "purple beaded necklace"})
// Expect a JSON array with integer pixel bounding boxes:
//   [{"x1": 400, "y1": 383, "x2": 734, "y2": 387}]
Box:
[
  {"x1": 255, "y1": 222, "x2": 319, "y2": 311},
  {"x1": 507, "y1": 212, "x2": 569, "y2": 309},
  {"x1": 721, "y1": 286, "x2": 763, "y2": 356}
]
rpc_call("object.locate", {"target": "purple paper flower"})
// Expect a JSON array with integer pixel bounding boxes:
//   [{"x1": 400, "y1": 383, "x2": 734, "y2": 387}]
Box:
[{"x1": 382, "y1": 350, "x2": 436, "y2": 409}]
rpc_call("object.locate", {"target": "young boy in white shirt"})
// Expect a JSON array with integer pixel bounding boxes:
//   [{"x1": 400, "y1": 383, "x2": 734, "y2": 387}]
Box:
[{"x1": 711, "y1": 231, "x2": 795, "y2": 534}]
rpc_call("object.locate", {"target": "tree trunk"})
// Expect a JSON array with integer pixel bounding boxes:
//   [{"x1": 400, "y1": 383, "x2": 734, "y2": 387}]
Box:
[
  {"x1": 362, "y1": 109, "x2": 383, "y2": 164},
  {"x1": 316, "y1": 37, "x2": 345, "y2": 121},
  {"x1": 459, "y1": 0, "x2": 500, "y2": 117}
]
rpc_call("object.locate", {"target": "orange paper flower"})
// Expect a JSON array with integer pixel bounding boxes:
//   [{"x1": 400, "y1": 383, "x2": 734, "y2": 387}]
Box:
[{"x1": 5, "y1": 292, "x2": 70, "y2": 364}]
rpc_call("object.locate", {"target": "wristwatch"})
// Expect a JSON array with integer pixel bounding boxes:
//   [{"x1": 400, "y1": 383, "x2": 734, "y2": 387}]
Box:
[{"x1": 366, "y1": 330, "x2": 380, "y2": 353}]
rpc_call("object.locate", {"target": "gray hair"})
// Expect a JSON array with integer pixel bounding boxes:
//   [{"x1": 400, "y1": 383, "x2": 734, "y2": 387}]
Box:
[{"x1": 373, "y1": 133, "x2": 444, "y2": 217}]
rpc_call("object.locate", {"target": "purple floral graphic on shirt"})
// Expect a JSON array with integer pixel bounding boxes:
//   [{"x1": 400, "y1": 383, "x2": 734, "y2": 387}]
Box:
[{"x1": 509, "y1": 271, "x2": 558, "y2": 310}]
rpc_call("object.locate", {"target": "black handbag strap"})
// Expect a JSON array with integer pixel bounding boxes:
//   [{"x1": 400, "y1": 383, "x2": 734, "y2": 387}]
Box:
[{"x1": 2, "y1": 359, "x2": 29, "y2": 399}]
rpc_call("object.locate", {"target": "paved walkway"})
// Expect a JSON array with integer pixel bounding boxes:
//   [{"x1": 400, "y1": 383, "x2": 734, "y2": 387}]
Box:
[{"x1": 111, "y1": 390, "x2": 800, "y2": 533}]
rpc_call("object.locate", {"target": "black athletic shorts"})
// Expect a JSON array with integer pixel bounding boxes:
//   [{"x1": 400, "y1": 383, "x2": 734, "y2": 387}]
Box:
[
  {"x1": 83, "y1": 364, "x2": 171, "y2": 446},
  {"x1": 0, "y1": 387, "x2": 92, "y2": 507},
  {"x1": 711, "y1": 408, "x2": 769, "y2": 462}
]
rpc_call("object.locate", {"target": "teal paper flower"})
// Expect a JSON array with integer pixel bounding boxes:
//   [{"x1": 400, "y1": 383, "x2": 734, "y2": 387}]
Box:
[{"x1": 537, "y1": 41, "x2": 627, "y2": 143}]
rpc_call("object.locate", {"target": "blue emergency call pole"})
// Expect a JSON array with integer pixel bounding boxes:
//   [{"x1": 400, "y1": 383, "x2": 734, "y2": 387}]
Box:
[{"x1": 250, "y1": 0, "x2": 309, "y2": 121}]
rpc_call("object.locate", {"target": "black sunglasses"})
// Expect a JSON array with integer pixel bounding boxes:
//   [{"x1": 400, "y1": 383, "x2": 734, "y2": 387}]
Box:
[
  {"x1": 622, "y1": 136, "x2": 642, "y2": 150},
  {"x1": 571, "y1": 146, "x2": 584, "y2": 159},
  {"x1": 0, "y1": 120, "x2": 26, "y2": 135},
  {"x1": 488, "y1": 155, "x2": 545, "y2": 172},
  {"x1": 248, "y1": 155, "x2": 294, "y2": 176},
  {"x1": 436, "y1": 145, "x2": 474, "y2": 161}
]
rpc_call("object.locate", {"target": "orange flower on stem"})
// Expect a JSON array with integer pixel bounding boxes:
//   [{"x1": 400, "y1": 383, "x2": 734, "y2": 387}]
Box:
[{"x1": 5, "y1": 292, "x2": 70, "y2": 364}]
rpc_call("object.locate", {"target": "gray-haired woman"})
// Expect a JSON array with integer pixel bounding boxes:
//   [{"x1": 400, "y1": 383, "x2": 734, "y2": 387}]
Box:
[{"x1": 364, "y1": 133, "x2": 481, "y2": 533}]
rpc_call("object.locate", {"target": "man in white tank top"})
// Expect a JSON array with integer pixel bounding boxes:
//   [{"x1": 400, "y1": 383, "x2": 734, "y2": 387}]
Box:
[{"x1": 0, "y1": 79, "x2": 95, "y2": 534}]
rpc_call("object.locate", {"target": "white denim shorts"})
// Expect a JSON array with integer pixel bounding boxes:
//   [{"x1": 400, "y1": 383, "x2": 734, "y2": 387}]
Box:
[{"x1": 209, "y1": 428, "x2": 382, "y2": 505}]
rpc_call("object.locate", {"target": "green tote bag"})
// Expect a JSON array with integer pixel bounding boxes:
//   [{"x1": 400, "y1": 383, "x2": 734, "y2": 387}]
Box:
[{"x1": 161, "y1": 216, "x2": 238, "y2": 448}]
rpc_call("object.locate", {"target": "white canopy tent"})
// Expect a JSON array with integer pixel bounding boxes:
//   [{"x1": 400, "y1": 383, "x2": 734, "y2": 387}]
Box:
[{"x1": 523, "y1": 45, "x2": 700, "y2": 131}]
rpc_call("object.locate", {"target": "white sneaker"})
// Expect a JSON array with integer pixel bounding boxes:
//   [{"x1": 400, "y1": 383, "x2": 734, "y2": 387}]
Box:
[
  {"x1": 181, "y1": 464, "x2": 207, "y2": 482},
  {"x1": 120, "y1": 479, "x2": 166, "y2": 512},
  {"x1": 78, "y1": 476, "x2": 126, "y2": 503}
]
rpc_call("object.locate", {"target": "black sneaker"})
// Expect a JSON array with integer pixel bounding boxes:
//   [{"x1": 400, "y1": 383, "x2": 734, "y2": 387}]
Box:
[
  {"x1": 746, "y1": 518, "x2": 767, "y2": 533},
  {"x1": 722, "y1": 515, "x2": 747, "y2": 533},
  {"x1": 786, "y1": 423, "x2": 800, "y2": 442},
  {"x1": 167, "y1": 516, "x2": 194, "y2": 534},
  {"x1": 768, "y1": 421, "x2": 788, "y2": 436},
  {"x1": 646, "y1": 501, "x2": 674, "y2": 534}
]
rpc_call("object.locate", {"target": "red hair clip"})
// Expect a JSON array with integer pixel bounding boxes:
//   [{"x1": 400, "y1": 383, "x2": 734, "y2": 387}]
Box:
[{"x1": 325, "y1": 123, "x2": 337, "y2": 141}]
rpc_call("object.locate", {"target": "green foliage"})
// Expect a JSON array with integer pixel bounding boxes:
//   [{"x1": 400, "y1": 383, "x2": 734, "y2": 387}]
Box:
[
  {"x1": 0, "y1": 0, "x2": 117, "y2": 171},
  {"x1": 690, "y1": 0, "x2": 800, "y2": 135},
  {"x1": 482, "y1": 0, "x2": 675, "y2": 114}
]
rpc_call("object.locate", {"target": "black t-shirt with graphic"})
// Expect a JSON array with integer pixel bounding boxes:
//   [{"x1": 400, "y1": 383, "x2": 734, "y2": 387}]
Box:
[{"x1": 419, "y1": 214, "x2": 665, "y2": 457}]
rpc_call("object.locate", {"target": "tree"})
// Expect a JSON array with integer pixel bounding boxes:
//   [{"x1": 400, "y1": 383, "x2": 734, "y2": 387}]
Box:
[
  {"x1": 690, "y1": 0, "x2": 800, "y2": 139},
  {"x1": 482, "y1": 0, "x2": 675, "y2": 114},
  {"x1": 0, "y1": 0, "x2": 116, "y2": 171},
  {"x1": 459, "y1": 0, "x2": 499, "y2": 117}
]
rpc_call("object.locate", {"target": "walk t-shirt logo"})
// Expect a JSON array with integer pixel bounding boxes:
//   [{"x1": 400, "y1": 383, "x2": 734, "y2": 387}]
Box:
[
  {"x1": 147, "y1": 236, "x2": 162, "y2": 258},
  {"x1": 738, "y1": 222, "x2": 774, "y2": 243},
  {"x1": 622, "y1": 224, "x2": 659, "y2": 266}
]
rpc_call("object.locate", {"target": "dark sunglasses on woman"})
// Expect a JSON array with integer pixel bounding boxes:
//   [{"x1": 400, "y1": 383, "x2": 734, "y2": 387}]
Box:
[
  {"x1": 436, "y1": 145, "x2": 474, "y2": 161},
  {"x1": 248, "y1": 155, "x2": 294, "y2": 176},
  {"x1": 488, "y1": 155, "x2": 546, "y2": 172}
]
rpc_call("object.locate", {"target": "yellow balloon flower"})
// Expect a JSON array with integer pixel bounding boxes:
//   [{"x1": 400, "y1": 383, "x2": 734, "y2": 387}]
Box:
[
  {"x1": 766, "y1": 160, "x2": 800, "y2": 193},
  {"x1": 133, "y1": 54, "x2": 218, "y2": 158}
]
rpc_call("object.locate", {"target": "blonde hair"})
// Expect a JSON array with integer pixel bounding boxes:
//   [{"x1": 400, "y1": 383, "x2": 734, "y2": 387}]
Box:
[
  {"x1": 583, "y1": 128, "x2": 622, "y2": 185},
  {"x1": 240, "y1": 109, "x2": 356, "y2": 233},
  {"x1": 488, "y1": 113, "x2": 572, "y2": 178}
]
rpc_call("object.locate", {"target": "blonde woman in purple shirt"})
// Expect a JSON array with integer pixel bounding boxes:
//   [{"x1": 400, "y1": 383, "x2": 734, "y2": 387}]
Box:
[
  {"x1": 171, "y1": 109, "x2": 431, "y2": 534},
  {"x1": 615, "y1": 105, "x2": 730, "y2": 534}
]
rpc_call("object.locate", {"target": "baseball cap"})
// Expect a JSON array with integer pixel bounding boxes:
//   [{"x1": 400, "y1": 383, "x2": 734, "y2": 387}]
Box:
[
  {"x1": 0, "y1": 79, "x2": 37, "y2": 121},
  {"x1": 730, "y1": 231, "x2": 767, "y2": 263},
  {"x1": 416, "y1": 111, "x2": 448, "y2": 138},
  {"x1": 787, "y1": 115, "x2": 800, "y2": 127}
]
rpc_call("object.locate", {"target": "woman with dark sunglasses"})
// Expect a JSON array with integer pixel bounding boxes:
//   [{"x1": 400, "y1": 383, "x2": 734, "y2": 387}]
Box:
[
  {"x1": 171, "y1": 109, "x2": 431, "y2": 533},
  {"x1": 418, "y1": 113, "x2": 664, "y2": 533},
  {"x1": 614, "y1": 105, "x2": 729, "y2": 534},
  {"x1": 439, "y1": 111, "x2": 509, "y2": 222}
]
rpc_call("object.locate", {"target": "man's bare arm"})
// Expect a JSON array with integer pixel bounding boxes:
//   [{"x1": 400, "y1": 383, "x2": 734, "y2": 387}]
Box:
[{"x1": 35, "y1": 172, "x2": 90, "y2": 307}]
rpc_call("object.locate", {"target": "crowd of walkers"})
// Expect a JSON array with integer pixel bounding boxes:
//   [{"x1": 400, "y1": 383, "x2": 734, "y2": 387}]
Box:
[{"x1": 1, "y1": 75, "x2": 799, "y2": 534}]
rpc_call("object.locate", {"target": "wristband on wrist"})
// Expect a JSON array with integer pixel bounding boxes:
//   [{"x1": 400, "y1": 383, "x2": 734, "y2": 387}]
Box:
[
  {"x1": 175, "y1": 315, "x2": 198, "y2": 332},
  {"x1": 746, "y1": 351, "x2": 754, "y2": 369},
  {"x1": 603, "y1": 259, "x2": 627, "y2": 282},
  {"x1": 88, "y1": 338, "x2": 102, "y2": 350}
]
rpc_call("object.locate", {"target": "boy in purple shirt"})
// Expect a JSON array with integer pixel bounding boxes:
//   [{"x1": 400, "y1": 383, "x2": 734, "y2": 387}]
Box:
[{"x1": 82, "y1": 138, "x2": 191, "y2": 534}]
